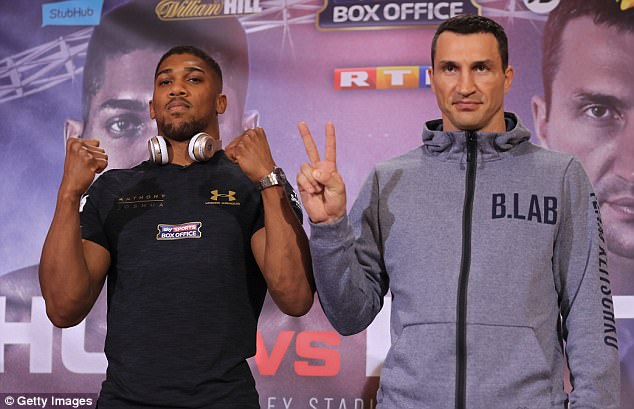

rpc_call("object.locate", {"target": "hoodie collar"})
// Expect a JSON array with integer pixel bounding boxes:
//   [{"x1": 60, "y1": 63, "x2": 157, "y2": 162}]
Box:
[{"x1": 421, "y1": 112, "x2": 531, "y2": 163}]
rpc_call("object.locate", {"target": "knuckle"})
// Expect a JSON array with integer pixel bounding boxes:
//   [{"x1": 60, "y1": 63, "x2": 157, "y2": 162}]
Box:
[{"x1": 68, "y1": 140, "x2": 81, "y2": 152}]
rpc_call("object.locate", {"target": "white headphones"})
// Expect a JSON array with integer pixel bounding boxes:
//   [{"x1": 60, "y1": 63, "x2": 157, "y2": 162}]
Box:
[{"x1": 147, "y1": 133, "x2": 222, "y2": 165}]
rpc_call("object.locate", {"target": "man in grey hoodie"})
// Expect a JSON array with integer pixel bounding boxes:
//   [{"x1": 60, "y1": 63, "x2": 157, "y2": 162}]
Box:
[{"x1": 296, "y1": 14, "x2": 620, "y2": 409}]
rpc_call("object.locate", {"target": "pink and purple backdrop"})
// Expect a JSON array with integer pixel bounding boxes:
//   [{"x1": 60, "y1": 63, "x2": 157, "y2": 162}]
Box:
[{"x1": 1, "y1": 1, "x2": 632, "y2": 407}]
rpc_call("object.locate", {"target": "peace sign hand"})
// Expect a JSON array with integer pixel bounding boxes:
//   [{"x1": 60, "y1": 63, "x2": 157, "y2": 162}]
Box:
[{"x1": 296, "y1": 121, "x2": 347, "y2": 224}]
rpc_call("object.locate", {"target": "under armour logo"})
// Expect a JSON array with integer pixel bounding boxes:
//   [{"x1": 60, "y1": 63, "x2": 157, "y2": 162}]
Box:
[
  {"x1": 210, "y1": 190, "x2": 236, "y2": 201},
  {"x1": 619, "y1": 0, "x2": 634, "y2": 11}
]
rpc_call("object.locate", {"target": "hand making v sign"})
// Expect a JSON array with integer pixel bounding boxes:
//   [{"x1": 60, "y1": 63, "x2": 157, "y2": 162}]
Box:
[{"x1": 296, "y1": 121, "x2": 347, "y2": 224}]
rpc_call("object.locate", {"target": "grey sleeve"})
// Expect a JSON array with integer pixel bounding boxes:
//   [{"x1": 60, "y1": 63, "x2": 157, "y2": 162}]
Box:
[
  {"x1": 309, "y1": 169, "x2": 389, "y2": 336},
  {"x1": 555, "y1": 159, "x2": 620, "y2": 409}
]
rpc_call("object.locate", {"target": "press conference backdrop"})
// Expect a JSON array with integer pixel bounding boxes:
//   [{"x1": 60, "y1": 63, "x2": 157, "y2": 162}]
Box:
[{"x1": 1, "y1": 1, "x2": 632, "y2": 408}]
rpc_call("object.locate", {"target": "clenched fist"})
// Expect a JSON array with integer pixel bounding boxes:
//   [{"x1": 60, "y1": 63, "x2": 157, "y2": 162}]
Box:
[
  {"x1": 225, "y1": 127, "x2": 276, "y2": 182},
  {"x1": 60, "y1": 138, "x2": 108, "y2": 199}
]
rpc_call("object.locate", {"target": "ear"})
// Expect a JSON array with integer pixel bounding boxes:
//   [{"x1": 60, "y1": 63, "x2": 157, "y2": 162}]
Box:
[
  {"x1": 503, "y1": 65, "x2": 514, "y2": 93},
  {"x1": 531, "y1": 95, "x2": 549, "y2": 147},
  {"x1": 64, "y1": 118, "x2": 83, "y2": 142},
  {"x1": 242, "y1": 110, "x2": 260, "y2": 130},
  {"x1": 149, "y1": 99, "x2": 156, "y2": 120},
  {"x1": 216, "y1": 94, "x2": 227, "y2": 115}
]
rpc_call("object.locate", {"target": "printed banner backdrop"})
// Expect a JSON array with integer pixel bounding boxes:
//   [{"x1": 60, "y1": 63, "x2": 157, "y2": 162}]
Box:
[{"x1": 1, "y1": 0, "x2": 632, "y2": 407}]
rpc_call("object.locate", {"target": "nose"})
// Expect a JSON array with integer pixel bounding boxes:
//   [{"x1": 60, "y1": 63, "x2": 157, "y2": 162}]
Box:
[
  {"x1": 168, "y1": 79, "x2": 187, "y2": 97},
  {"x1": 613, "y1": 120, "x2": 634, "y2": 182},
  {"x1": 456, "y1": 71, "x2": 476, "y2": 97}
]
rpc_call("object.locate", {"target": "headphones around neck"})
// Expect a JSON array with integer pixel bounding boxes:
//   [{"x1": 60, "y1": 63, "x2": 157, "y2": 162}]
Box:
[{"x1": 147, "y1": 133, "x2": 222, "y2": 165}]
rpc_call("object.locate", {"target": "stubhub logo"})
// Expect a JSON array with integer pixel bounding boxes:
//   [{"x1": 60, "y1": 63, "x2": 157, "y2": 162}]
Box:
[
  {"x1": 42, "y1": 0, "x2": 104, "y2": 27},
  {"x1": 335, "y1": 66, "x2": 431, "y2": 90}
]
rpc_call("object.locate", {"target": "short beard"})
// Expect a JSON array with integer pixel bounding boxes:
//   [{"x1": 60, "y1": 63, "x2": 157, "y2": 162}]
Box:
[{"x1": 161, "y1": 118, "x2": 208, "y2": 142}]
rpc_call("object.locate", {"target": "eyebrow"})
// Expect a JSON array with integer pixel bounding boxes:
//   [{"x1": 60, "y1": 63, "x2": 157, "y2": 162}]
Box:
[
  {"x1": 99, "y1": 98, "x2": 147, "y2": 112},
  {"x1": 572, "y1": 91, "x2": 630, "y2": 110},
  {"x1": 155, "y1": 66, "x2": 206, "y2": 79},
  {"x1": 437, "y1": 59, "x2": 493, "y2": 67},
  {"x1": 471, "y1": 60, "x2": 493, "y2": 66}
]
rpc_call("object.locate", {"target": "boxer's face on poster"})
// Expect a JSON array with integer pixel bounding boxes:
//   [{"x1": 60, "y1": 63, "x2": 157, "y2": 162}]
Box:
[
  {"x1": 535, "y1": 17, "x2": 634, "y2": 259},
  {"x1": 71, "y1": 48, "x2": 242, "y2": 170}
]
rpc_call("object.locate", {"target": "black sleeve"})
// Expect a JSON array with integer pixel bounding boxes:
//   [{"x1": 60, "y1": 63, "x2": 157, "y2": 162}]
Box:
[{"x1": 79, "y1": 179, "x2": 110, "y2": 251}]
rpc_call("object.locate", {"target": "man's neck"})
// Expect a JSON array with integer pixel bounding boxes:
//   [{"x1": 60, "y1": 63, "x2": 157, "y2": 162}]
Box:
[{"x1": 167, "y1": 139, "x2": 195, "y2": 166}]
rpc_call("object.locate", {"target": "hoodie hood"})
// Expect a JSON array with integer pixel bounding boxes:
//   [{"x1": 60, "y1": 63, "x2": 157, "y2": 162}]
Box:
[{"x1": 422, "y1": 112, "x2": 531, "y2": 163}]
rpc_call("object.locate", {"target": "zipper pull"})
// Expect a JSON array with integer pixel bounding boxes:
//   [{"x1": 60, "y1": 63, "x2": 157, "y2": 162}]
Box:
[{"x1": 466, "y1": 131, "x2": 477, "y2": 163}]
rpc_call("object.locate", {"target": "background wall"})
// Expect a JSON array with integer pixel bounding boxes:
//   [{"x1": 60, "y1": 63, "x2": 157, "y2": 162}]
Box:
[{"x1": 0, "y1": 0, "x2": 632, "y2": 407}]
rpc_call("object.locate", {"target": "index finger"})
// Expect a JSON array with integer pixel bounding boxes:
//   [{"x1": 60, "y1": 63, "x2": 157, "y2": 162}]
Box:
[
  {"x1": 224, "y1": 138, "x2": 238, "y2": 161},
  {"x1": 82, "y1": 139, "x2": 101, "y2": 147},
  {"x1": 298, "y1": 122, "x2": 320, "y2": 164},
  {"x1": 325, "y1": 121, "x2": 336, "y2": 165}
]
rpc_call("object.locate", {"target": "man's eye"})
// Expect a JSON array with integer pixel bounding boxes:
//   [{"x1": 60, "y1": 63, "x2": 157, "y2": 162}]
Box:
[
  {"x1": 474, "y1": 64, "x2": 488, "y2": 72},
  {"x1": 158, "y1": 79, "x2": 171, "y2": 86},
  {"x1": 582, "y1": 104, "x2": 619, "y2": 121},
  {"x1": 188, "y1": 77, "x2": 202, "y2": 84},
  {"x1": 584, "y1": 105, "x2": 609, "y2": 119},
  {"x1": 443, "y1": 65, "x2": 456, "y2": 72},
  {"x1": 105, "y1": 115, "x2": 145, "y2": 139}
]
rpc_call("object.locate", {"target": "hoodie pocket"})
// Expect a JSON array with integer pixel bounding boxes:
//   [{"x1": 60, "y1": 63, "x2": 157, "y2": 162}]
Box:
[
  {"x1": 377, "y1": 322, "x2": 456, "y2": 409},
  {"x1": 376, "y1": 323, "x2": 565, "y2": 409},
  {"x1": 466, "y1": 324, "x2": 565, "y2": 409}
]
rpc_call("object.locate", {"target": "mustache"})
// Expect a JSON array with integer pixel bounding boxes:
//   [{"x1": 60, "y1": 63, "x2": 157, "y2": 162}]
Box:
[{"x1": 166, "y1": 97, "x2": 191, "y2": 109}]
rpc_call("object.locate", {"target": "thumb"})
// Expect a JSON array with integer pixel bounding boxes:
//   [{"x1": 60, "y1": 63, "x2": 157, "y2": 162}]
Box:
[
  {"x1": 311, "y1": 167, "x2": 329, "y2": 184},
  {"x1": 313, "y1": 167, "x2": 344, "y2": 193}
]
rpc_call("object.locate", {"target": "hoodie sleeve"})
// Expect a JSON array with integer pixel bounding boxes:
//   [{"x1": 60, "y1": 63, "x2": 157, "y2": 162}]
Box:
[
  {"x1": 555, "y1": 158, "x2": 620, "y2": 409},
  {"x1": 309, "y1": 168, "x2": 389, "y2": 336}
]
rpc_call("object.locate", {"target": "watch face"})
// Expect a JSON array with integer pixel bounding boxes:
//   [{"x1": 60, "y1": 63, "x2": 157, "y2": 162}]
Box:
[{"x1": 257, "y1": 167, "x2": 287, "y2": 190}]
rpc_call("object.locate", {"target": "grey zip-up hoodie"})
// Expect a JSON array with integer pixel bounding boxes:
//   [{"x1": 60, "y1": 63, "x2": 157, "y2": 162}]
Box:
[{"x1": 309, "y1": 113, "x2": 620, "y2": 409}]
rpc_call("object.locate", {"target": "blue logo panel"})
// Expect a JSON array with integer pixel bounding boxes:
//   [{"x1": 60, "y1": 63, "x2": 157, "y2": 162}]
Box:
[{"x1": 42, "y1": 0, "x2": 104, "y2": 27}]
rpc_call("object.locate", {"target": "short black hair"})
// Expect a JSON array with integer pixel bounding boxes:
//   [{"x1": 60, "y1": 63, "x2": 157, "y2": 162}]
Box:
[
  {"x1": 542, "y1": 0, "x2": 634, "y2": 117},
  {"x1": 431, "y1": 14, "x2": 509, "y2": 70},
  {"x1": 155, "y1": 45, "x2": 223, "y2": 92},
  {"x1": 82, "y1": 0, "x2": 248, "y2": 123}
]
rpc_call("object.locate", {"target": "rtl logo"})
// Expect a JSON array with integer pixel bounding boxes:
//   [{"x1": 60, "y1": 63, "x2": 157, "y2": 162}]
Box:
[{"x1": 335, "y1": 66, "x2": 431, "y2": 90}]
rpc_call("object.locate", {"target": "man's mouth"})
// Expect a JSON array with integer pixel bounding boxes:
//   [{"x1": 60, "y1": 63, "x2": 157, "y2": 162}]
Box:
[
  {"x1": 453, "y1": 100, "x2": 481, "y2": 110},
  {"x1": 603, "y1": 196, "x2": 634, "y2": 219}
]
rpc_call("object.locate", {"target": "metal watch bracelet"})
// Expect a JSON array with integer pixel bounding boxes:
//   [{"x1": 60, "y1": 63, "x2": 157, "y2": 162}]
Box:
[{"x1": 256, "y1": 166, "x2": 287, "y2": 191}]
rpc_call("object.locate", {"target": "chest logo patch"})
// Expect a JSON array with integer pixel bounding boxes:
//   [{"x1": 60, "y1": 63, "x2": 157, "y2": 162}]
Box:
[
  {"x1": 491, "y1": 193, "x2": 558, "y2": 225},
  {"x1": 156, "y1": 222, "x2": 202, "y2": 240},
  {"x1": 206, "y1": 189, "x2": 240, "y2": 206},
  {"x1": 117, "y1": 193, "x2": 166, "y2": 210}
]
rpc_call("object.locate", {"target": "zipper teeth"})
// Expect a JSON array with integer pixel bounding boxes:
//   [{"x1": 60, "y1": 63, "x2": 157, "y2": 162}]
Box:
[{"x1": 456, "y1": 131, "x2": 477, "y2": 409}]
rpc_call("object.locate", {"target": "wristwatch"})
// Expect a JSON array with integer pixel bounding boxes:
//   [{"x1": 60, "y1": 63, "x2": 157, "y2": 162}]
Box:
[{"x1": 256, "y1": 166, "x2": 287, "y2": 191}]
